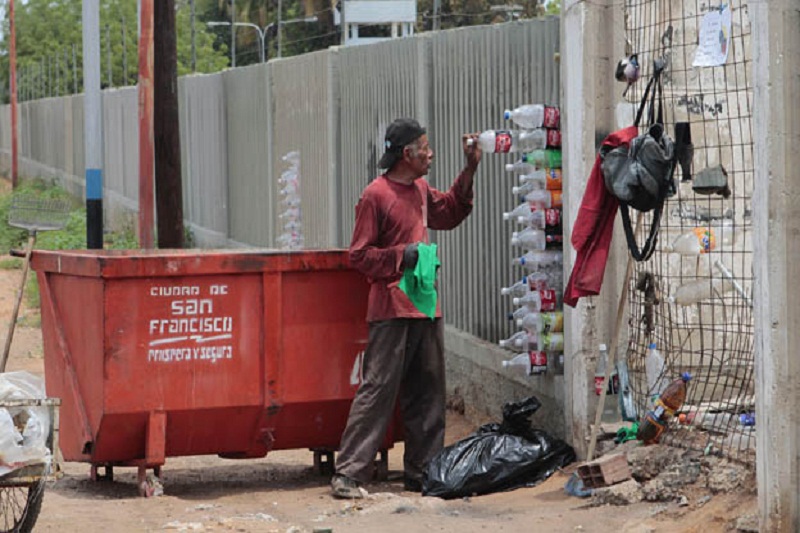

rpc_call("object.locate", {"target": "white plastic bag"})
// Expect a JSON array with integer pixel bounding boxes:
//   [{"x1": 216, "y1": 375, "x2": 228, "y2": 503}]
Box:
[{"x1": 0, "y1": 372, "x2": 51, "y2": 476}]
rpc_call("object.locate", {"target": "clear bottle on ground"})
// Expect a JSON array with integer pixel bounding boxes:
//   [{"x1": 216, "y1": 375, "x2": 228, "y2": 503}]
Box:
[
  {"x1": 473, "y1": 129, "x2": 547, "y2": 153},
  {"x1": 503, "y1": 104, "x2": 560, "y2": 129}
]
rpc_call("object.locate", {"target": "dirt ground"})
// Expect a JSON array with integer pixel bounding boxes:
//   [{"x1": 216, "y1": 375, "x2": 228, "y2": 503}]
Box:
[{"x1": 0, "y1": 180, "x2": 758, "y2": 533}]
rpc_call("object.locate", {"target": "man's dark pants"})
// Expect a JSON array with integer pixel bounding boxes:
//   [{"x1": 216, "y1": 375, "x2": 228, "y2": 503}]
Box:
[{"x1": 335, "y1": 318, "x2": 445, "y2": 484}]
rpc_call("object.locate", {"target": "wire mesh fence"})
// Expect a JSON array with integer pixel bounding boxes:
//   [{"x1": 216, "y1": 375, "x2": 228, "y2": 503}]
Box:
[{"x1": 622, "y1": 0, "x2": 755, "y2": 464}]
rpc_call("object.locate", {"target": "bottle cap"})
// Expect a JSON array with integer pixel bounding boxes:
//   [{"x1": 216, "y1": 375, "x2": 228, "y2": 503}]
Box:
[
  {"x1": 648, "y1": 342, "x2": 657, "y2": 349},
  {"x1": 599, "y1": 343, "x2": 607, "y2": 351},
  {"x1": 505, "y1": 163, "x2": 514, "y2": 172},
  {"x1": 512, "y1": 297, "x2": 522, "y2": 306},
  {"x1": 681, "y1": 372, "x2": 692, "y2": 382},
  {"x1": 503, "y1": 212, "x2": 512, "y2": 221},
  {"x1": 500, "y1": 288, "x2": 511, "y2": 296},
  {"x1": 503, "y1": 110, "x2": 511, "y2": 120},
  {"x1": 501, "y1": 360, "x2": 510, "y2": 367}
]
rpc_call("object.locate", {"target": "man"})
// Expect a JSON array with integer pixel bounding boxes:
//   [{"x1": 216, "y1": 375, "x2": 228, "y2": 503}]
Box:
[{"x1": 331, "y1": 118, "x2": 482, "y2": 499}]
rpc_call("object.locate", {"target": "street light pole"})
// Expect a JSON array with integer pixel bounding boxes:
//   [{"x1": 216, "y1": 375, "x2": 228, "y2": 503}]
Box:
[{"x1": 208, "y1": 21, "x2": 265, "y2": 63}]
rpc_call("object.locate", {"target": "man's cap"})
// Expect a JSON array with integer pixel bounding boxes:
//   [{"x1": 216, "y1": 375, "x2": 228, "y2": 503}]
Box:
[{"x1": 378, "y1": 118, "x2": 426, "y2": 170}]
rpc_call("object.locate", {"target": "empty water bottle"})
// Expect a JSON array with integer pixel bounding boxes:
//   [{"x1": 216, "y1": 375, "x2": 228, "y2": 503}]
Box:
[
  {"x1": 498, "y1": 330, "x2": 535, "y2": 350},
  {"x1": 513, "y1": 251, "x2": 564, "y2": 273},
  {"x1": 503, "y1": 104, "x2": 560, "y2": 129},
  {"x1": 503, "y1": 202, "x2": 533, "y2": 221},
  {"x1": 669, "y1": 278, "x2": 734, "y2": 306},
  {"x1": 500, "y1": 278, "x2": 530, "y2": 297},
  {"x1": 512, "y1": 181, "x2": 545, "y2": 196},
  {"x1": 524, "y1": 189, "x2": 562, "y2": 209},
  {"x1": 511, "y1": 228, "x2": 546, "y2": 250},
  {"x1": 522, "y1": 148, "x2": 562, "y2": 169},
  {"x1": 508, "y1": 305, "x2": 534, "y2": 321},
  {"x1": 645, "y1": 343, "x2": 669, "y2": 404},
  {"x1": 516, "y1": 311, "x2": 563, "y2": 333},
  {"x1": 665, "y1": 224, "x2": 736, "y2": 255},
  {"x1": 506, "y1": 161, "x2": 540, "y2": 175},
  {"x1": 473, "y1": 129, "x2": 547, "y2": 153},
  {"x1": 502, "y1": 351, "x2": 547, "y2": 375}
]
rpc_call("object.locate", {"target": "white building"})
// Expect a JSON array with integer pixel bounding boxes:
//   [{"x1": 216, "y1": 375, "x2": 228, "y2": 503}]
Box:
[{"x1": 334, "y1": 0, "x2": 417, "y2": 46}]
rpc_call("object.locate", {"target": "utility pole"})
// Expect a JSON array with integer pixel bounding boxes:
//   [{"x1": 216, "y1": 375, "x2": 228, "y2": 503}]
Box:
[
  {"x1": 10, "y1": 0, "x2": 18, "y2": 187},
  {"x1": 190, "y1": 0, "x2": 196, "y2": 72},
  {"x1": 83, "y1": 0, "x2": 104, "y2": 248},
  {"x1": 138, "y1": 0, "x2": 155, "y2": 248},
  {"x1": 154, "y1": 0, "x2": 184, "y2": 247},
  {"x1": 230, "y1": 0, "x2": 236, "y2": 68}
]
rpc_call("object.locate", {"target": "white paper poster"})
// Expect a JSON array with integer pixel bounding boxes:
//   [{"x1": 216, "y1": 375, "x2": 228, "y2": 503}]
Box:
[{"x1": 693, "y1": 5, "x2": 732, "y2": 67}]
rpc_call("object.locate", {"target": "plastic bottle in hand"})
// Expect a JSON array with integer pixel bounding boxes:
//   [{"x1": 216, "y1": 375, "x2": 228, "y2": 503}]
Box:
[
  {"x1": 665, "y1": 224, "x2": 736, "y2": 255},
  {"x1": 504, "y1": 104, "x2": 560, "y2": 129},
  {"x1": 474, "y1": 129, "x2": 547, "y2": 153}
]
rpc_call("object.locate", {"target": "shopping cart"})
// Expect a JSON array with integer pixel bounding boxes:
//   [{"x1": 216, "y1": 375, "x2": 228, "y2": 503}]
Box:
[{"x1": 0, "y1": 398, "x2": 60, "y2": 533}]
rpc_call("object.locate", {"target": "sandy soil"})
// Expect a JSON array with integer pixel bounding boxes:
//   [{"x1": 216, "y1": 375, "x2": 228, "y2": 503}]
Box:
[{"x1": 0, "y1": 179, "x2": 757, "y2": 533}]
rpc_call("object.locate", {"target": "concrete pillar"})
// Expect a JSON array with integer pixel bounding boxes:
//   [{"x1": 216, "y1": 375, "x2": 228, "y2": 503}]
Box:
[
  {"x1": 751, "y1": 2, "x2": 800, "y2": 531},
  {"x1": 561, "y1": 0, "x2": 626, "y2": 459}
]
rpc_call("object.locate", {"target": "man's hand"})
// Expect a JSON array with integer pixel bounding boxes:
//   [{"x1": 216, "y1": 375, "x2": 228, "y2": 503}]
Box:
[
  {"x1": 462, "y1": 133, "x2": 482, "y2": 171},
  {"x1": 403, "y1": 243, "x2": 419, "y2": 270}
]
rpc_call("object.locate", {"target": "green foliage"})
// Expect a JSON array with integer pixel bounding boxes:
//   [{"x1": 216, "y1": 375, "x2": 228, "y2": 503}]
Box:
[
  {"x1": 0, "y1": 0, "x2": 231, "y2": 102},
  {"x1": 0, "y1": 258, "x2": 22, "y2": 270}
]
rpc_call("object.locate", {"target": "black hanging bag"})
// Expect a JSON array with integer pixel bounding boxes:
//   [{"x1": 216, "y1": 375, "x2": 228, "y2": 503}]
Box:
[{"x1": 601, "y1": 60, "x2": 677, "y2": 261}]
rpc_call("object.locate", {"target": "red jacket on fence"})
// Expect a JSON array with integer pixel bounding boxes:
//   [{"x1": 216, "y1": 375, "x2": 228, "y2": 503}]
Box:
[{"x1": 564, "y1": 126, "x2": 638, "y2": 307}]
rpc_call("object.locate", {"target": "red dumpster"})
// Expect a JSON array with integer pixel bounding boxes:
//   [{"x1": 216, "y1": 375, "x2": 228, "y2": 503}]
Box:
[{"x1": 30, "y1": 249, "x2": 402, "y2": 494}]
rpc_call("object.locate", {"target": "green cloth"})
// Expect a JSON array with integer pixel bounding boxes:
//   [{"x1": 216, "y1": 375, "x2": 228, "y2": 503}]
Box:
[
  {"x1": 398, "y1": 242, "x2": 440, "y2": 319},
  {"x1": 615, "y1": 422, "x2": 640, "y2": 444}
]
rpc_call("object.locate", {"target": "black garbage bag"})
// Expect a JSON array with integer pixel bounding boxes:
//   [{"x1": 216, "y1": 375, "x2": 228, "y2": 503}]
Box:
[{"x1": 422, "y1": 396, "x2": 576, "y2": 499}]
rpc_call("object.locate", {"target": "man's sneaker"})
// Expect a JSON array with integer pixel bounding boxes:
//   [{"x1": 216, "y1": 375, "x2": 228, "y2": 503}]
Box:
[
  {"x1": 331, "y1": 474, "x2": 365, "y2": 499},
  {"x1": 403, "y1": 476, "x2": 423, "y2": 493}
]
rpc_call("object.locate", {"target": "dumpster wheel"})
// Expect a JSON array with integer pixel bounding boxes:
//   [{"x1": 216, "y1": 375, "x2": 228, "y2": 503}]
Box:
[{"x1": 0, "y1": 478, "x2": 45, "y2": 533}]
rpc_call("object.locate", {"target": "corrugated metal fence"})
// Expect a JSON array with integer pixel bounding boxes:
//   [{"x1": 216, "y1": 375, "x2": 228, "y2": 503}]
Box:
[{"x1": 0, "y1": 18, "x2": 560, "y2": 346}]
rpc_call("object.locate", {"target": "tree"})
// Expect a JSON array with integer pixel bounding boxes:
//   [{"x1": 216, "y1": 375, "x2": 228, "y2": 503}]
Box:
[{"x1": 0, "y1": 0, "x2": 230, "y2": 102}]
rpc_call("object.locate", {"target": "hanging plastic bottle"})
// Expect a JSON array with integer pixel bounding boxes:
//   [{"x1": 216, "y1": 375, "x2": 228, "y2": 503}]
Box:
[
  {"x1": 512, "y1": 181, "x2": 545, "y2": 196},
  {"x1": 545, "y1": 128, "x2": 562, "y2": 148},
  {"x1": 513, "y1": 288, "x2": 558, "y2": 311},
  {"x1": 525, "y1": 272, "x2": 550, "y2": 291},
  {"x1": 500, "y1": 278, "x2": 531, "y2": 297},
  {"x1": 669, "y1": 278, "x2": 735, "y2": 306},
  {"x1": 511, "y1": 228, "x2": 546, "y2": 250},
  {"x1": 538, "y1": 332, "x2": 565, "y2": 352},
  {"x1": 508, "y1": 305, "x2": 534, "y2": 321},
  {"x1": 512, "y1": 250, "x2": 564, "y2": 269},
  {"x1": 522, "y1": 148, "x2": 562, "y2": 169},
  {"x1": 533, "y1": 168, "x2": 563, "y2": 191},
  {"x1": 513, "y1": 210, "x2": 546, "y2": 228},
  {"x1": 502, "y1": 351, "x2": 547, "y2": 375},
  {"x1": 665, "y1": 224, "x2": 736, "y2": 254},
  {"x1": 506, "y1": 161, "x2": 540, "y2": 175},
  {"x1": 503, "y1": 203, "x2": 533, "y2": 222},
  {"x1": 516, "y1": 311, "x2": 564, "y2": 333},
  {"x1": 645, "y1": 343, "x2": 669, "y2": 403},
  {"x1": 498, "y1": 330, "x2": 535, "y2": 349},
  {"x1": 524, "y1": 189, "x2": 562, "y2": 209},
  {"x1": 503, "y1": 104, "x2": 560, "y2": 129},
  {"x1": 472, "y1": 129, "x2": 547, "y2": 153}
]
